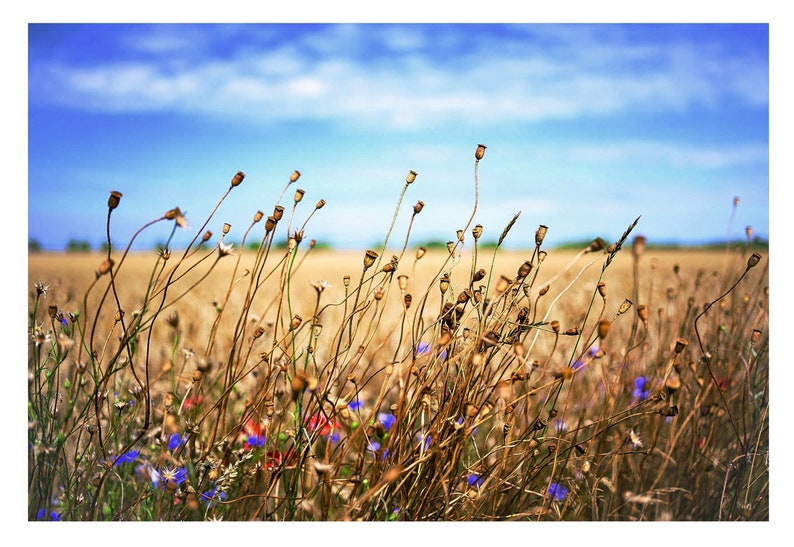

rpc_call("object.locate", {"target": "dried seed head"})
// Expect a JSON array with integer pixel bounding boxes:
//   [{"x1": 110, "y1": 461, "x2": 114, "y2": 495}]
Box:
[
  {"x1": 97, "y1": 258, "x2": 114, "y2": 276},
  {"x1": 413, "y1": 200, "x2": 424, "y2": 214},
  {"x1": 673, "y1": 338, "x2": 688, "y2": 355},
  {"x1": 517, "y1": 261, "x2": 532, "y2": 279},
  {"x1": 290, "y1": 170, "x2": 301, "y2": 183},
  {"x1": 597, "y1": 282, "x2": 607, "y2": 298},
  {"x1": 223, "y1": 223, "x2": 231, "y2": 234},
  {"x1": 537, "y1": 250, "x2": 547, "y2": 263},
  {"x1": 294, "y1": 189, "x2": 305, "y2": 203},
  {"x1": 535, "y1": 225, "x2": 548, "y2": 247},
  {"x1": 597, "y1": 318, "x2": 610, "y2": 339},
  {"x1": 637, "y1": 305, "x2": 648, "y2": 323},
  {"x1": 202, "y1": 230, "x2": 213, "y2": 243},
  {"x1": 363, "y1": 250, "x2": 378, "y2": 269},
  {"x1": 745, "y1": 225, "x2": 753, "y2": 240},
  {"x1": 551, "y1": 320, "x2": 560, "y2": 333},
  {"x1": 747, "y1": 252, "x2": 762, "y2": 269},
  {"x1": 587, "y1": 237, "x2": 606, "y2": 252},
  {"x1": 107, "y1": 190, "x2": 123, "y2": 210},
  {"x1": 397, "y1": 275, "x2": 409, "y2": 291},
  {"x1": 404, "y1": 294, "x2": 412, "y2": 308},
  {"x1": 475, "y1": 144, "x2": 487, "y2": 160},
  {"x1": 439, "y1": 273, "x2": 450, "y2": 294},
  {"x1": 446, "y1": 241, "x2": 455, "y2": 254},
  {"x1": 374, "y1": 286, "x2": 385, "y2": 301},
  {"x1": 495, "y1": 275, "x2": 511, "y2": 294},
  {"x1": 632, "y1": 235, "x2": 646, "y2": 258},
  {"x1": 265, "y1": 216, "x2": 276, "y2": 232},
  {"x1": 315, "y1": 199, "x2": 326, "y2": 209},
  {"x1": 406, "y1": 170, "x2": 417, "y2": 184},
  {"x1": 564, "y1": 326, "x2": 580, "y2": 336},
  {"x1": 472, "y1": 268, "x2": 486, "y2": 283},
  {"x1": 343, "y1": 275, "x2": 351, "y2": 287},
  {"x1": 415, "y1": 246, "x2": 426, "y2": 260},
  {"x1": 290, "y1": 373, "x2": 308, "y2": 400},
  {"x1": 273, "y1": 205, "x2": 285, "y2": 221},
  {"x1": 472, "y1": 224, "x2": 483, "y2": 240},
  {"x1": 231, "y1": 171, "x2": 245, "y2": 187},
  {"x1": 290, "y1": 314, "x2": 303, "y2": 330},
  {"x1": 751, "y1": 329, "x2": 762, "y2": 345},
  {"x1": 617, "y1": 299, "x2": 633, "y2": 315}
]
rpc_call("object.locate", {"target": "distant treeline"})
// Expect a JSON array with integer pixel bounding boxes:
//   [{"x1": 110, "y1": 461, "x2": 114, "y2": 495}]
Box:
[{"x1": 28, "y1": 237, "x2": 769, "y2": 253}]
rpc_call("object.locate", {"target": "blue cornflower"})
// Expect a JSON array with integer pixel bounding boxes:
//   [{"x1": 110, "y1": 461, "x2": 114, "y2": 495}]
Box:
[
  {"x1": 416, "y1": 342, "x2": 447, "y2": 360},
  {"x1": 548, "y1": 482, "x2": 569, "y2": 501},
  {"x1": 467, "y1": 473, "x2": 484, "y2": 488},
  {"x1": 246, "y1": 434, "x2": 266, "y2": 448},
  {"x1": 161, "y1": 465, "x2": 188, "y2": 487},
  {"x1": 572, "y1": 345, "x2": 599, "y2": 370},
  {"x1": 348, "y1": 399, "x2": 364, "y2": 411},
  {"x1": 167, "y1": 433, "x2": 183, "y2": 451},
  {"x1": 36, "y1": 509, "x2": 61, "y2": 520},
  {"x1": 113, "y1": 449, "x2": 139, "y2": 466},
  {"x1": 633, "y1": 376, "x2": 649, "y2": 401},
  {"x1": 201, "y1": 486, "x2": 227, "y2": 508},
  {"x1": 377, "y1": 412, "x2": 396, "y2": 431}
]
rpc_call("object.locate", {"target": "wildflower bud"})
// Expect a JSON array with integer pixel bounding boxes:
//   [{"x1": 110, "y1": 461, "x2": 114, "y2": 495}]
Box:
[
  {"x1": 294, "y1": 189, "x2": 305, "y2": 204},
  {"x1": 273, "y1": 205, "x2": 285, "y2": 221},
  {"x1": 413, "y1": 201, "x2": 424, "y2": 214},
  {"x1": 47, "y1": 305, "x2": 58, "y2": 319},
  {"x1": 551, "y1": 320, "x2": 560, "y2": 333},
  {"x1": 439, "y1": 273, "x2": 450, "y2": 294},
  {"x1": 97, "y1": 258, "x2": 114, "y2": 276},
  {"x1": 535, "y1": 225, "x2": 548, "y2": 247},
  {"x1": 265, "y1": 216, "x2": 276, "y2": 233},
  {"x1": 290, "y1": 314, "x2": 303, "y2": 330},
  {"x1": 363, "y1": 250, "x2": 378, "y2": 269},
  {"x1": 597, "y1": 282, "x2": 607, "y2": 298},
  {"x1": 292, "y1": 230, "x2": 304, "y2": 244},
  {"x1": 398, "y1": 275, "x2": 409, "y2": 291},
  {"x1": 597, "y1": 319, "x2": 610, "y2": 339},
  {"x1": 290, "y1": 170, "x2": 301, "y2": 183},
  {"x1": 472, "y1": 268, "x2": 486, "y2": 283},
  {"x1": 223, "y1": 223, "x2": 231, "y2": 234},
  {"x1": 107, "y1": 190, "x2": 123, "y2": 210},
  {"x1": 618, "y1": 299, "x2": 633, "y2": 315},
  {"x1": 202, "y1": 230, "x2": 212, "y2": 242},
  {"x1": 564, "y1": 326, "x2": 580, "y2": 336},
  {"x1": 632, "y1": 235, "x2": 646, "y2": 259},
  {"x1": 517, "y1": 261, "x2": 532, "y2": 278},
  {"x1": 253, "y1": 326, "x2": 265, "y2": 339},
  {"x1": 291, "y1": 372, "x2": 308, "y2": 400},
  {"x1": 673, "y1": 338, "x2": 688, "y2": 355},
  {"x1": 495, "y1": 275, "x2": 511, "y2": 294},
  {"x1": 406, "y1": 170, "x2": 417, "y2": 184},
  {"x1": 316, "y1": 199, "x2": 326, "y2": 209},
  {"x1": 472, "y1": 224, "x2": 483, "y2": 240},
  {"x1": 374, "y1": 286, "x2": 385, "y2": 301},
  {"x1": 231, "y1": 171, "x2": 245, "y2": 187},
  {"x1": 747, "y1": 252, "x2": 762, "y2": 269},
  {"x1": 475, "y1": 144, "x2": 487, "y2": 160},
  {"x1": 538, "y1": 285, "x2": 549, "y2": 297}
]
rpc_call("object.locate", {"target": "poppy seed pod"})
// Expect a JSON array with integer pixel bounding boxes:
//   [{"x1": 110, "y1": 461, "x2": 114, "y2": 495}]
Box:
[
  {"x1": 265, "y1": 216, "x2": 276, "y2": 233},
  {"x1": 290, "y1": 170, "x2": 301, "y2": 183},
  {"x1": 315, "y1": 199, "x2": 326, "y2": 210},
  {"x1": 223, "y1": 223, "x2": 231, "y2": 234},
  {"x1": 439, "y1": 273, "x2": 450, "y2": 294},
  {"x1": 535, "y1": 225, "x2": 548, "y2": 247},
  {"x1": 472, "y1": 268, "x2": 486, "y2": 283},
  {"x1": 253, "y1": 211, "x2": 264, "y2": 223},
  {"x1": 406, "y1": 170, "x2": 417, "y2": 184},
  {"x1": 273, "y1": 205, "x2": 285, "y2": 221},
  {"x1": 517, "y1": 261, "x2": 532, "y2": 279},
  {"x1": 475, "y1": 144, "x2": 487, "y2": 160},
  {"x1": 397, "y1": 275, "x2": 409, "y2": 291},
  {"x1": 495, "y1": 275, "x2": 511, "y2": 294},
  {"x1": 413, "y1": 201, "x2": 424, "y2": 214},
  {"x1": 294, "y1": 189, "x2": 305, "y2": 204},
  {"x1": 597, "y1": 282, "x2": 607, "y2": 298},
  {"x1": 107, "y1": 190, "x2": 123, "y2": 210},
  {"x1": 472, "y1": 224, "x2": 483, "y2": 240},
  {"x1": 747, "y1": 252, "x2": 762, "y2": 269},
  {"x1": 597, "y1": 318, "x2": 610, "y2": 339},
  {"x1": 632, "y1": 235, "x2": 646, "y2": 259},
  {"x1": 673, "y1": 338, "x2": 688, "y2": 355},
  {"x1": 415, "y1": 246, "x2": 426, "y2": 260},
  {"x1": 231, "y1": 171, "x2": 245, "y2": 187},
  {"x1": 363, "y1": 250, "x2": 378, "y2": 269}
]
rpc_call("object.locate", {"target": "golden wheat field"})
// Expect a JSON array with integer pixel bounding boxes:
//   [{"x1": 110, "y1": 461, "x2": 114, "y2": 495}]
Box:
[{"x1": 28, "y1": 236, "x2": 769, "y2": 522}]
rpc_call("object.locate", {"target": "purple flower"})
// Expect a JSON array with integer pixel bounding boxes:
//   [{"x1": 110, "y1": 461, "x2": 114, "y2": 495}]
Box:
[
  {"x1": 36, "y1": 509, "x2": 61, "y2": 521},
  {"x1": 377, "y1": 412, "x2": 396, "y2": 431},
  {"x1": 633, "y1": 376, "x2": 649, "y2": 401},
  {"x1": 348, "y1": 399, "x2": 364, "y2": 411},
  {"x1": 417, "y1": 342, "x2": 447, "y2": 361},
  {"x1": 246, "y1": 435, "x2": 266, "y2": 448},
  {"x1": 113, "y1": 449, "x2": 139, "y2": 466},
  {"x1": 548, "y1": 482, "x2": 568, "y2": 501},
  {"x1": 467, "y1": 473, "x2": 483, "y2": 487},
  {"x1": 201, "y1": 486, "x2": 227, "y2": 508},
  {"x1": 167, "y1": 433, "x2": 183, "y2": 451}
]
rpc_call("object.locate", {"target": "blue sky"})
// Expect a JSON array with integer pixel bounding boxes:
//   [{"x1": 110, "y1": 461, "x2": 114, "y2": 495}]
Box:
[{"x1": 27, "y1": 22, "x2": 770, "y2": 251}]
